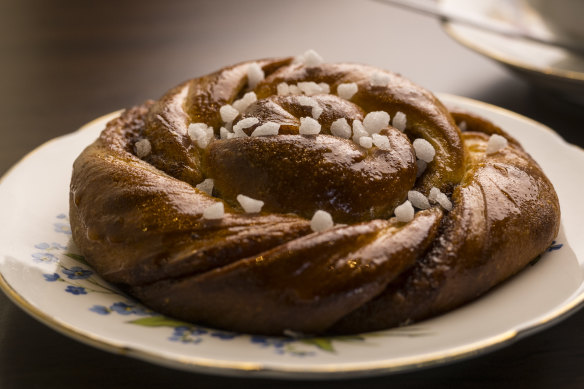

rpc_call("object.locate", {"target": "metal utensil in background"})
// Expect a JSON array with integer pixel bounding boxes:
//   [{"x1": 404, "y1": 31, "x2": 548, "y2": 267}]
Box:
[{"x1": 372, "y1": 0, "x2": 584, "y2": 55}]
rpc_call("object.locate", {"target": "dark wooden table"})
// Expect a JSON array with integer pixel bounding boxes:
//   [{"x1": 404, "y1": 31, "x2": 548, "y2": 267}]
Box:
[{"x1": 2, "y1": 0, "x2": 584, "y2": 387}]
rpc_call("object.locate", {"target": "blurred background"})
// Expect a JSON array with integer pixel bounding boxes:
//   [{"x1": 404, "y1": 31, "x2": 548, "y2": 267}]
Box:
[{"x1": 1, "y1": 0, "x2": 583, "y2": 388}]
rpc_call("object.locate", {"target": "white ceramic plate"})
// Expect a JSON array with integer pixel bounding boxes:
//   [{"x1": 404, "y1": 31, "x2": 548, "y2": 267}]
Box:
[
  {"x1": 441, "y1": 0, "x2": 584, "y2": 105},
  {"x1": 1, "y1": 94, "x2": 583, "y2": 379}
]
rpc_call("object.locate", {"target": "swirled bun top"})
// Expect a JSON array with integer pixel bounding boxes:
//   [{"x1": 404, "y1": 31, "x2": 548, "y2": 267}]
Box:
[{"x1": 70, "y1": 51, "x2": 560, "y2": 335}]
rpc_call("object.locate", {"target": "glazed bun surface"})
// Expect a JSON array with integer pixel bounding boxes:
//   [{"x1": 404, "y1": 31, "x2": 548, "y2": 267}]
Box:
[{"x1": 70, "y1": 54, "x2": 560, "y2": 335}]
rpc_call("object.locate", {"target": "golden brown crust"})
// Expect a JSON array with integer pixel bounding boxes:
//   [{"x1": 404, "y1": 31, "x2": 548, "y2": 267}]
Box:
[
  {"x1": 256, "y1": 63, "x2": 466, "y2": 194},
  {"x1": 131, "y1": 209, "x2": 443, "y2": 334},
  {"x1": 204, "y1": 131, "x2": 416, "y2": 223},
  {"x1": 331, "y1": 132, "x2": 560, "y2": 333},
  {"x1": 69, "y1": 57, "x2": 560, "y2": 335}
]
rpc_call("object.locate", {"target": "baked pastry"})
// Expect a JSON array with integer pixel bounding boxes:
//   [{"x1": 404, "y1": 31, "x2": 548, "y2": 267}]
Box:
[{"x1": 69, "y1": 51, "x2": 560, "y2": 335}]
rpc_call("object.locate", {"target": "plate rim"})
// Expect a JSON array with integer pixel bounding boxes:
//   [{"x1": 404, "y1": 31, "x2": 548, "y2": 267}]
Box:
[
  {"x1": 1, "y1": 96, "x2": 583, "y2": 379},
  {"x1": 4, "y1": 265, "x2": 583, "y2": 379}
]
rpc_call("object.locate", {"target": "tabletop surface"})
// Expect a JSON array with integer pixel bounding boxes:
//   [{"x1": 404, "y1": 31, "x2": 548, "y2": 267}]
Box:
[{"x1": 1, "y1": 0, "x2": 584, "y2": 388}]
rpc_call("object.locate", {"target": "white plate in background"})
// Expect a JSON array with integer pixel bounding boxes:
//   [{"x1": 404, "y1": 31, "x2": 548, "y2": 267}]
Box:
[{"x1": 441, "y1": 0, "x2": 584, "y2": 105}]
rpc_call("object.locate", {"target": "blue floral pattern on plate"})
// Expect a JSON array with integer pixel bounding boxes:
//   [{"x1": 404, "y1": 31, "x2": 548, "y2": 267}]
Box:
[{"x1": 34, "y1": 213, "x2": 563, "y2": 357}]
